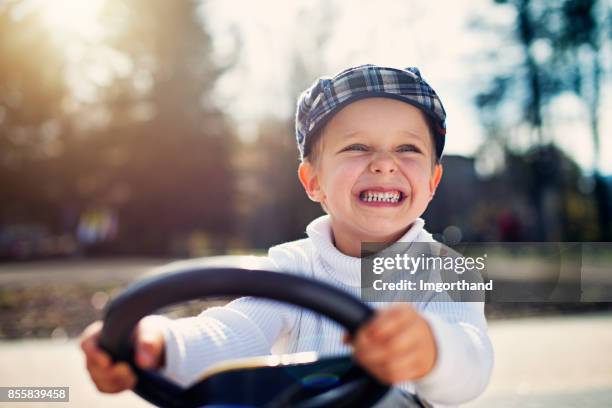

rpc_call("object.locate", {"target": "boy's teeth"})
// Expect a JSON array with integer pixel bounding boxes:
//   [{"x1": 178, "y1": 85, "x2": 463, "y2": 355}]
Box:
[{"x1": 360, "y1": 190, "x2": 401, "y2": 203}]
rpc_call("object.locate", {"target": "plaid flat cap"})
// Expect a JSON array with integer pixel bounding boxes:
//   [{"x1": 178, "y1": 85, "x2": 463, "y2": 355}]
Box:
[{"x1": 295, "y1": 64, "x2": 447, "y2": 160}]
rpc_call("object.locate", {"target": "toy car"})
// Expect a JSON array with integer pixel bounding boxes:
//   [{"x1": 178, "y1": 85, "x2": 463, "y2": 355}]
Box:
[{"x1": 99, "y1": 256, "x2": 431, "y2": 407}]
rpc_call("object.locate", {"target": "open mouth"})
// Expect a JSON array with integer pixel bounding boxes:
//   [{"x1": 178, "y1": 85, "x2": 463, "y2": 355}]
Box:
[{"x1": 358, "y1": 189, "x2": 405, "y2": 204}]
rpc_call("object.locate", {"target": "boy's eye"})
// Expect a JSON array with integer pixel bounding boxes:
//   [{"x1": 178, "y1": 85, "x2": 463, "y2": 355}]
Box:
[
  {"x1": 343, "y1": 144, "x2": 368, "y2": 152},
  {"x1": 397, "y1": 144, "x2": 422, "y2": 153}
]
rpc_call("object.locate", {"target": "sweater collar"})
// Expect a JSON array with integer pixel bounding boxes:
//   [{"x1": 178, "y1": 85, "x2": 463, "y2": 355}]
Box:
[{"x1": 305, "y1": 215, "x2": 426, "y2": 286}]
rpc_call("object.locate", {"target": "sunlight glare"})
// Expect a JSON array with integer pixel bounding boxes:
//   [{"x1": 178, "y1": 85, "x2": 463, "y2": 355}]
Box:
[{"x1": 37, "y1": 0, "x2": 105, "y2": 40}]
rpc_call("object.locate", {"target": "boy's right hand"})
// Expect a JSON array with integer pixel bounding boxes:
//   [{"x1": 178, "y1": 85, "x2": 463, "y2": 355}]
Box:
[{"x1": 80, "y1": 316, "x2": 166, "y2": 393}]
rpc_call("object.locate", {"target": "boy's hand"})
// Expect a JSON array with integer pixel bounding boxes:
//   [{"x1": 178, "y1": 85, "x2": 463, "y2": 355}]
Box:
[
  {"x1": 80, "y1": 316, "x2": 166, "y2": 393},
  {"x1": 343, "y1": 304, "x2": 437, "y2": 385}
]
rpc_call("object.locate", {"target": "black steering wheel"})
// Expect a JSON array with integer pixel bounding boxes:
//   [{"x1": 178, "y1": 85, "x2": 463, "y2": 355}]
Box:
[{"x1": 98, "y1": 256, "x2": 391, "y2": 407}]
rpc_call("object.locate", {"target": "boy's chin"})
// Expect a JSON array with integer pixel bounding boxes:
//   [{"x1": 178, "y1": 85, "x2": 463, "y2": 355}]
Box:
[{"x1": 357, "y1": 220, "x2": 413, "y2": 242}]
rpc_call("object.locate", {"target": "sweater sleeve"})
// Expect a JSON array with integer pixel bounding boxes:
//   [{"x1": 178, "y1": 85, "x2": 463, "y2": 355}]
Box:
[
  {"x1": 157, "y1": 257, "x2": 301, "y2": 387},
  {"x1": 393, "y1": 236, "x2": 494, "y2": 405},
  {"x1": 405, "y1": 300, "x2": 494, "y2": 405}
]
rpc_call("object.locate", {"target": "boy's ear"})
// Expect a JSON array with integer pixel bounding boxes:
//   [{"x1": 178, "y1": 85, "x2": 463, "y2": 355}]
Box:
[
  {"x1": 298, "y1": 162, "x2": 323, "y2": 202},
  {"x1": 429, "y1": 164, "x2": 443, "y2": 199}
]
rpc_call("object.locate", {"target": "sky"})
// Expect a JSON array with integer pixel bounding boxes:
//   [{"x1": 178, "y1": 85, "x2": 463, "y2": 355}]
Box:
[
  {"x1": 24, "y1": 0, "x2": 612, "y2": 175},
  {"x1": 202, "y1": 0, "x2": 612, "y2": 175}
]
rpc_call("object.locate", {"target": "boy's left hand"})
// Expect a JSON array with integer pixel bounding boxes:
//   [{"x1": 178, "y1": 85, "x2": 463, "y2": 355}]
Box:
[{"x1": 343, "y1": 303, "x2": 437, "y2": 385}]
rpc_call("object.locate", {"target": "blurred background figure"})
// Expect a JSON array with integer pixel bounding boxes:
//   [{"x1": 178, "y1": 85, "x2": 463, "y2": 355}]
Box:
[{"x1": 76, "y1": 208, "x2": 117, "y2": 246}]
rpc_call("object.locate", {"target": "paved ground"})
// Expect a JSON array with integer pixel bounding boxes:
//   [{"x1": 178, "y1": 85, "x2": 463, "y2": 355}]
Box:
[
  {"x1": 465, "y1": 312, "x2": 612, "y2": 407},
  {"x1": 1, "y1": 312, "x2": 611, "y2": 407},
  {"x1": 1, "y1": 258, "x2": 611, "y2": 406},
  {"x1": 0, "y1": 338, "x2": 148, "y2": 408}
]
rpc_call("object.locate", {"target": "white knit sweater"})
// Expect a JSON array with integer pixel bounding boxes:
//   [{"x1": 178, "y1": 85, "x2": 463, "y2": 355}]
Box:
[{"x1": 158, "y1": 215, "x2": 494, "y2": 407}]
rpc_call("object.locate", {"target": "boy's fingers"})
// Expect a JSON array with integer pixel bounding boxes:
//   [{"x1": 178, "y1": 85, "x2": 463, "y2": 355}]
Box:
[
  {"x1": 368, "y1": 306, "x2": 417, "y2": 342},
  {"x1": 80, "y1": 322, "x2": 112, "y2": 369},
  {"x1": 386, "y1": 353, "x2": 429, "y2": 381},
  {"x1": 96, "y1": 375, "x2": 134, "y2": 394},
  {"x1": 352, "y1": 328, "x2": 387, "y2": 364},
  {"x1": 351, "y1": 307, "x2": 423, "y2": 366},
  {"x1": 118, "y1": 375, "x2": 137, "y2": 391},
  {"x1": 89, "y1": 362, "x2": 136, "y2": 391},
  {"x1": 112, "y1": 362, "x2": 136, "y2": 383},
  {"x1": 354, "y1": 345, "x2": 387, "y2": 366},
  {"x1": 354, "y1": 333, "x2": 420, "y2": 370},
  {"x1": 134, "y1": 319, "x2": 164, "y2": 369},
  {"x1": 384, "y1": 319, "x2": 424, "y2": 354},
  {"x1": 81, "y1": 320, "x2": 140, "y2": 393},
  {"x1": 80, "y1": 322, "x2": 102, "y2": 352},
  {"x1": 86, "y1": 349, "x2": 112, "y2": 369}
]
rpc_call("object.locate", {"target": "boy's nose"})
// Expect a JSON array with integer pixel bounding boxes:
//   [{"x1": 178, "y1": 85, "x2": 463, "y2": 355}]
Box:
[{"x1": 369, "y1": 153, "x2": 397, "y2": 174}]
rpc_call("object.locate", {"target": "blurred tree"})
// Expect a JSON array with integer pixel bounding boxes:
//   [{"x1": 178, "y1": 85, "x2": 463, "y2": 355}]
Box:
[
  {"x1": 475, "y1": 0, "x2": 610, "y2": 240},
  {"x1": 476, "y1": 0, "x2": 565, "y2": 240},
  {"x1": 0, "y1": 2, "x2": 69, "y2": 230},
  {"x1": 1, "y1": 0, "x2": 237, "y2": 257},
  {"x1": 241, "y1": 1, "x2": 334, "y2": 248},
  {"x1": 553, "y1": 0, "x2": 611, "y2": 239},
  {"x1": 240, "y1": 118, "x2": 322, "y2": 248},
  {"x1": 86, "y1": 0, "x2": 238, "y2": 254}
]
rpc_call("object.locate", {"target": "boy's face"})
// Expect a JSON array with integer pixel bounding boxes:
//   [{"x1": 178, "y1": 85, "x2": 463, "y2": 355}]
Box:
[{"x1": 299, "y1": 97, "x2": 443, "y2": 249}]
